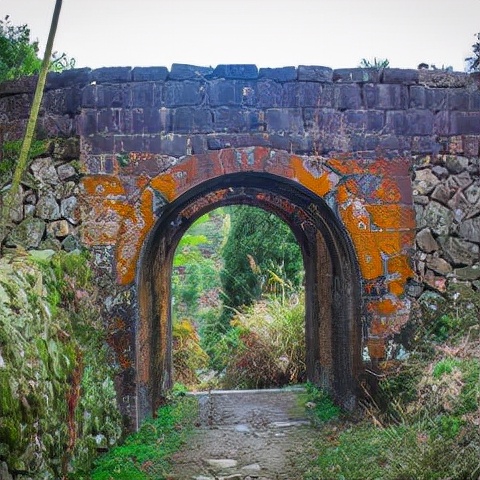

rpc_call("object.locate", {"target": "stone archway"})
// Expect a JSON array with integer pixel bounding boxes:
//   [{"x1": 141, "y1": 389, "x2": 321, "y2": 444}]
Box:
[{"x1": 136, "y1": 171, "x2": 362, "y2": 424}]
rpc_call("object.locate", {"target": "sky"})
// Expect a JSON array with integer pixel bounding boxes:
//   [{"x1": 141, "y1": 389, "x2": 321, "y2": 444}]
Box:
[{"x1": 1, "y1": 0, "x2": 479, "y2": 72}]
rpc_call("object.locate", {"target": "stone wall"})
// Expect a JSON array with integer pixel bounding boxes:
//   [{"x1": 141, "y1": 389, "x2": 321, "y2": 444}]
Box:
[
  {"x1": 412, "y1": 154, "x2": 479, "y2": 294},
  {"x1": 1, "y1": 64, "x2": 479, "y2": 425},
  {"x1": 1, "y1": 138, "x2": 82, "y2": 252}
]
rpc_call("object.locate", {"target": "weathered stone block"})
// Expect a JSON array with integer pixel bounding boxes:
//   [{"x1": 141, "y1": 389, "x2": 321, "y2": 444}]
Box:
[
  {"x1": 426, "y1": 256, "x2": 452, "y2": 274},
  {"x1": 438, "y1": 236, "x2": 479, "y2": 265},
  {"x1": 256, "y1": 80, "x2": 284, "y2": 107},
  {"x1": 425, "y1": 88, "x2": 448, "y2": 110},
  {"x1": 81, "y1": 84, "x2": 97, "y2": 108},
  {"x1": 132, "y1": 67, "x2": 168, "y2": 82},
  {"x1": 333, "y1": 68, "x2": 381, "y2": 83},
  {"x1": 6, "y1": 217, "x2": 45, "y2": 248},
  {"x1": 433, "y1": 111, "x2": 450, "y2": 136},
  {"x1": 458, "y1": 217, "x2": 480, "y2": 242},
  {"x1": 411, "y1": 136, "x2": 439, "y2": 154},
  {"x1": 423, "y1": 201, "x2": 453, "y2": 236},
  {"x1": 36, "y1": 192, "x2": 61, "y2": 220},
  {"x1": 31, "y1": 157, "x2": 60, "y2": 186},
  {"x1": 413, "y1": 168, "x2": 440, "y2": 195},
  {"x1": 131, "y1": 83, "x2": 154, "y2": 108},
  {"x1": 445, "y1": 155, "x2": 469, "y2": 174},
  {"x1": 0, "y1": 75, "x2": 36, "y2": 96},
  {"x1": 334, "y1": 84, "x2": 362, "y2": 110},
  {"x1": 303, "y1": 108, "x2": 335, "y2": 131},
  {"x1": 342, "y1": 110, "x2": 384, "y2": 133},
  {"x1": 47, "y1": 219, "x2": 72, "y2": 238},
  {"x1": 382, "y1": 68, "x2": 419, "y2": 84},
  {"x1": 448, "y1": 90, "x2": 469, "y2": 111},
  {"x1": 164, "y1": 81, "x2": 204, "y2": 107},
  {"x1": 97, "y1": 108, "x2": 124, "y2": 133},
  {"x1": 297, "y1": 66, "x2": 333, "y2": 83},
  {"x1": 364, "y1": 84, "x2": 408, "y2": 109},
  {"x1": 46, "y1": 68, "x2": 91, "y2": 89},
  {"x1": 416, "y1": 228, "x2": 438, "y2": 252},
  {"x1": 282, "y1": 82, "x2": 325, "y2": 108},
  {"x1": 385, "y1": 111, "x2": 407, "y2": 134},
  {"x1": 62, "y1": 234, "x2": 81, "y2": 252},
  {"x1": 91, "y1": 67, "x2": 132, "y2": 84},
  {"x1": 405, "y1": 110, "x2": 434, "y2": 135},
  {"x1": 259, "y1": 67, "x2": 297, "y2": 82},
  {"x1": 158, "y1": 134, "x2": 189, "y2": 157},
  {"x1": 463, "y1": 136, "x2": 480, "y2": 157},
  {"x1": 213, "y1": 64, "x2": 258, "y2": 79},
  {"x1": 450, "y1": 112, "x2": 480, "y2": 135},
  {"x1": 265, "y1": 108, "x2": 304, "y2": 134},
  {"x1": 172, "y1": 107, "x2": 213, "y2": 133},
  {"x1": 454, "y1": 264, "x2": 480, "y2": 280},
  {"x1": 169, "y1": 63, "x2": 213, "y2": 80},
  {"x1": 213, "y1": 107, "x2": 259, "y2": 133},
  {"x1": 140, "y1": 107, "x2": 167, "y2": 134},
  {"x1": 207, "y1": 79, "x2": 244, "y2": 106},
  {"x1": 61, "y1": 196, "x2": 80, "y2": 224},
  {"x1": 96, "y1": 84, "x2": 132, "y2": 108},
  {"x1": 57, "y1": 163, "x2": 76, "y2": 181},
  {"x1": 409, "y1": 86, "x2": 426, "y2": 108},
  {"x1": 470, "y1": 91, "x2": 480, "y2": 111}
]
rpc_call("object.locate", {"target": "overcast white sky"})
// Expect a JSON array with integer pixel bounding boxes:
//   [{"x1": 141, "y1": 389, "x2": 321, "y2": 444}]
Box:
[{"x1": 1, "y1": 0, "x2": 479, "y2": 72}]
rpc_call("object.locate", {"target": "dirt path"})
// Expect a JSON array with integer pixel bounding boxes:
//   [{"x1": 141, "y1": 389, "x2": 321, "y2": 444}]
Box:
[{"x1": 168, "y1": 389, "x2": 317, "y2": 480}]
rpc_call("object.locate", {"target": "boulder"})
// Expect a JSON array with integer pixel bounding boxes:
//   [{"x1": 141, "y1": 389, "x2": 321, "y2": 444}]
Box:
[
  {"x1": 454, "y1": 264, "x2": 480, "y2": 281},
  {"x1": 422, "y1": 201, "x2": 453, "y2": 236},
  {"x1": 458, "y1": 217, "x2": 480, "y2": 243},
  {"x1": 6, "y1": 217, "x2": 45, "y2": 248},
  {"x1": 413, "y1": 169, "x2": 440, "y2": 195},
  {"x1": 426, "y1": 256, "x2": 452, "y2": 275},
  {"x1": 438, "y1": 236, "x2": 479, "y2": 265},
  {"x1": 30, "y1": 157, "x2": 60, "y2": 186},
  {"x1": 416, "y1": 228, "x2": 438, "y2": 253},
  {"x1": 36, "y1": 192, "x2": 61, "y2": 220}
]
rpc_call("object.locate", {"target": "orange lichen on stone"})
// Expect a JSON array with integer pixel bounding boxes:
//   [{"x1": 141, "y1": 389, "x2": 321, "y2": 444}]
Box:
[
  {"x1": 291, "y1": 156, "x2": 332, "y2": 197},
  {"x1": 373, "y1": 178, "x2": 402, "y2": 203},
  {"x1": 370, "y1": 317, "x2": 389, "y2": 335},
  {"x1": 367, "y1": 337, "x2": 386, "y2": 359},
  {"x1": 327, "y1": 158, "x2": 364, "y2": 175},
  {"x1": 366, "y1": 205, "x2": 415, "y2": 231},
  {"x1": 80, "y1": 175, "x2": 126, "y2": 196},
  {"x1": 368, "y1": 298, "x2": 398, "y2": 315},
  {"x1": 387, "y1": 255, "x2": 414, "y2": 295},
  {"x1": 150, "y1": 173, "x2": 177, "y2": 202},
  {"x1": 116, "y1": 188, "x2": 156, "y2": 285}
]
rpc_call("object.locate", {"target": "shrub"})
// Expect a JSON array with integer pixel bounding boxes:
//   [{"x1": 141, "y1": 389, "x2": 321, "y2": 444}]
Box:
[
  {"x1": 220, "y1": 295, "x2": 306, "y2": 389},
  {"x1": 172, "y1": 319, "x2": 209, "y2": 387}
]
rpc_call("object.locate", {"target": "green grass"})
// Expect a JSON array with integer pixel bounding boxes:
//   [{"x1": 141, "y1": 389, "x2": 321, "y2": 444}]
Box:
[
  {"x1": 90, "y1": 397, "x2": 198, "y2": 480},
  {"x1": 302, "y1": 383, "x2": 341, "y2": 425}
]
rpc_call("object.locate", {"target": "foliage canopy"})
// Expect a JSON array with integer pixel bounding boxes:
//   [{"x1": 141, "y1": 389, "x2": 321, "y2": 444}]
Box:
[{"x1": 0, "y1": 15, "x2": 74, "y2": 82}]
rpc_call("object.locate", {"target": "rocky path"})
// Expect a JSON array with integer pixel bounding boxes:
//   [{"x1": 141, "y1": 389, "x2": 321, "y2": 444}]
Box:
[{"x1": 168, "y1": 389, "x2": 316, "y2": 480}]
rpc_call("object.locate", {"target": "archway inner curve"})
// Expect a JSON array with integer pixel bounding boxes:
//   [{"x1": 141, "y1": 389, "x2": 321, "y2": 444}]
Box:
[{"x1": 136, "y1": 171, "x2": 362, "y2": 424}]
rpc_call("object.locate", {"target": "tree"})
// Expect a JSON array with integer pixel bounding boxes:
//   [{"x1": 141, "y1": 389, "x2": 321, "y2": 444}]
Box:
[
  {"x1": 466, "y1": 32, "x2": 480, "y2": 72},
  {"x1": 1, "y1": 1, "x2": 64, "y2": 247},
  {"x1": 0, "y1": 14, "x2": 74, "y2": 82},
  {"x1": 220, "y1": 206, "x2": 303, "y2": 312}
]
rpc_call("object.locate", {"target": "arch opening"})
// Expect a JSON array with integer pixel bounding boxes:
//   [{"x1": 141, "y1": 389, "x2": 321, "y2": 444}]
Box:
[
  {"x1": 136, "y1": 172, "x2": 363, "y2": 425},
  {"x1": 170, "y1": 204, "x2": 306, "y2": 390}
]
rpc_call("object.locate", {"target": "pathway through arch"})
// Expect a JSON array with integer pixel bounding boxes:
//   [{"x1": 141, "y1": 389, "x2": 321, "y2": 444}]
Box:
[{"x1": 168, "y1": 388, "x2": 316, "y2": 480}]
